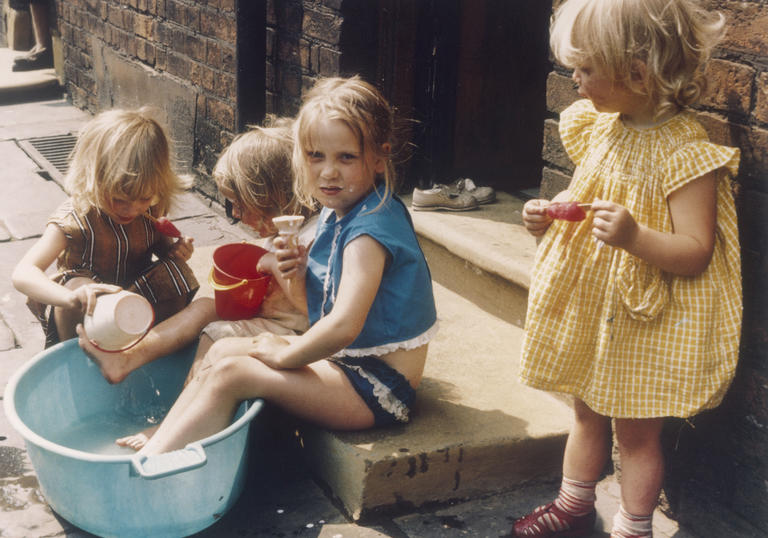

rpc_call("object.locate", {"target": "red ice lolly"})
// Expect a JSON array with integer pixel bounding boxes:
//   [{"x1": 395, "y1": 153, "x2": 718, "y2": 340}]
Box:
[
  {"x1": 147, "y1": 214, "x2": 182, "y2": 238},
  {"x1": 546, "y1": 201, "x2": 589, "y2": 222}
]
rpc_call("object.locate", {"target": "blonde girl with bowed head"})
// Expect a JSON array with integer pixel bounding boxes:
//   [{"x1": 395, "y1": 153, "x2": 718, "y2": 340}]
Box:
[
  {"x1": 13, "y1": 108, "x2": 198, "y2": 349},
  {"x1": 76, "y1": 118, "x2": 317, "y2": 392},
  {"x1": 124, "y1": 76, "x2": 438, "y2": 456},
  {"x1": 516, "y1": 1, "x2": 741, "y2": 537}
]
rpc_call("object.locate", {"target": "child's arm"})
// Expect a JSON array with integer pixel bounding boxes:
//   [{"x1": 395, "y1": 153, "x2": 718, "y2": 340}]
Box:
[
  {"x1": 12, "y1": 224, "x2": 121, "y2": 313},
  {"x1": 249, "y1": 235, "x2": 387, "y2": 369},
  {"x1": 592, "y1": 172, "x2": 716, "y2": 276}
]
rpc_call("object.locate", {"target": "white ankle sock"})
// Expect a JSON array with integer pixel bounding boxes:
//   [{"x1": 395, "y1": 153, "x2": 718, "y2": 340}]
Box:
[{"x1": 611, "y1": 504, "x2": 653, "y2": 537}]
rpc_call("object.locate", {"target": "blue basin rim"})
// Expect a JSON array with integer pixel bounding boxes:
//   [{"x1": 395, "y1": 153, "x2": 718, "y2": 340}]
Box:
[{"x1": 3, "y1": 339, "x2": 264, "y2": 465}]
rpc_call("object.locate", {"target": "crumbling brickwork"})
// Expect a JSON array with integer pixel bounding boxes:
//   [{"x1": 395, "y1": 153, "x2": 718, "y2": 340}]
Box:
[{"x1": 541, "y1": 1, "x2": 768, "y2": 533}]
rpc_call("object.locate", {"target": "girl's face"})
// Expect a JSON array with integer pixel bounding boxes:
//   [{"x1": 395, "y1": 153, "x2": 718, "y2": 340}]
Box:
[
  {"x1": 572, "y1": 61, "x2": 639, "y2": 115},
  {"x1": 220, "y1": 187, "x2": 278, "y2": 237},
  {"x1": 104, "y1": 194, "x2": 154, "y2": 225},
  {"x1": 304, "y1": 118, "x2": 384, "y2": 219}
]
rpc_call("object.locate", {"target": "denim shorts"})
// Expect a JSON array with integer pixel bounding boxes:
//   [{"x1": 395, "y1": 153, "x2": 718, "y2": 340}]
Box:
[{"x1": 331, "y1": 356, "x2": 415, "y2": 426}]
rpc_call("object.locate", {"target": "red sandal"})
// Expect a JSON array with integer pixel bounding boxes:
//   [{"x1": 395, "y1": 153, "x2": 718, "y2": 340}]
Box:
[{"x1": 513, "y1": 501, "x2": 596, "y2": 537}]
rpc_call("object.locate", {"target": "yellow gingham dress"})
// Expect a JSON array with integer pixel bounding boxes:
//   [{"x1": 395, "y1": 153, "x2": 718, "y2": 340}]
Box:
[{"x1": 519, "y1": 99, "x2": 742, "y2": 419}]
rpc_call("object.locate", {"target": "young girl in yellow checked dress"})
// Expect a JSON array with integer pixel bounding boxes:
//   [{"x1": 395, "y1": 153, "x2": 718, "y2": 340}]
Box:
[
  {"x1": 515, "y1": 1, "x2": 741, "y2": 537},
  {"x1": 13, "y1": 108, "x2": 198, "y2": 349}
]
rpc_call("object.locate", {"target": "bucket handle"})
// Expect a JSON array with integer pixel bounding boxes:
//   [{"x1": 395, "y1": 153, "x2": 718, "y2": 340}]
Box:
[
  {"x1": 131, "y1": 443, "x2": 207, "y2": 480},
  {"x1": 208, "y1": 268, "x2": 248, "y2": 291}
]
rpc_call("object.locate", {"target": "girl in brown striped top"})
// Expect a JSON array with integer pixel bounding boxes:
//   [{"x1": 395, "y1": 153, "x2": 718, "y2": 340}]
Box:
[{"x1": 12, "y1": 108, "x2": 198, "y2": 348}]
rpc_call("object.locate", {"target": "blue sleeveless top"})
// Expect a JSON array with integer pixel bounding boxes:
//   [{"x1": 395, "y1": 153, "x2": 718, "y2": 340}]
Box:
[{"x1": 306, "y1": 185, "x2": 438, "y2": 356}]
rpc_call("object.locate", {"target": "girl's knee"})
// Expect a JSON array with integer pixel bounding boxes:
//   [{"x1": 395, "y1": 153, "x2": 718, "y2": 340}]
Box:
[
  {"x1": 573, "y1": 399, "x2": 610, "y2": 428},
  {"x1": 614, "y1": 418, "x2": 664, "y2": 453}
]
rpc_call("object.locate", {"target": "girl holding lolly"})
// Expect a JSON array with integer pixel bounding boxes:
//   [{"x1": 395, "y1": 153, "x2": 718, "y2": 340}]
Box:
[
  {"x1": 78, "y1": 118, "x2": 316, "y2": 388},
  {"x1": 128, "y1": 76, "x2": 437, "y2": 455},
  {"x1": 13, "y1": 108, "x2": 198, "y2": 348},
  {"x1": 517, "y1": 1, "x2": 741, "y2": 537}
]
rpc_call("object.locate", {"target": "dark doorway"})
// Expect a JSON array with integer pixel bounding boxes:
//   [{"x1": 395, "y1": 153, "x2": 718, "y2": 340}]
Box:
[
  {"x1": 352, "y1": 0, "x2": 551, "y2": 193},
  {"x1": 236, "y1": 0, "x2": 267, "y2": 130}
]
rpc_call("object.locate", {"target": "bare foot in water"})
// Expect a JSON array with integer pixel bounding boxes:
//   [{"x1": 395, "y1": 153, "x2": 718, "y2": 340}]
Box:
[
  {"x1": 116, "y1": 426, "x2": 159, "y2": 451},
  {"x1": 76, "y1": 324, "x2": 135, "y2": 384}
]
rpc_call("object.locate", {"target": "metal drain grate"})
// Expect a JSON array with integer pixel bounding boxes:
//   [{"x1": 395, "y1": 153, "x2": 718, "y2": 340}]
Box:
[{"x1": 18, "y1": 133, "x2": 78, "y2": 185}]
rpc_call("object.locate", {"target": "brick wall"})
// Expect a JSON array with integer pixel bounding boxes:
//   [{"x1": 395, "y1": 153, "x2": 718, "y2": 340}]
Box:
[
  {"x1": 541, "y1": 1, "x2": 768, "y2": 533},
  {"x1": 53, "y1": 0, "x2": 347, "y2": 197},
  {"x1": 54, "y1": 0, "x2": 238, "y2": 198},
  {"x1": 266, "y1": 0, "x2": 343, "y2": 116}
]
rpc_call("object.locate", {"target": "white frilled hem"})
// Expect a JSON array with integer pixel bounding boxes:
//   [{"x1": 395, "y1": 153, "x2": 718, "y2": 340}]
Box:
[{"x1": 332, "y1": 321, "x2": 439, "y2": 359}]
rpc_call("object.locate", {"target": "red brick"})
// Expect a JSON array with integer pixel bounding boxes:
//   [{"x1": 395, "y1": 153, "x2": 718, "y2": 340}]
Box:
[
  {"x1": 201, "y1": 65, "x2": 216, "y2": 92},
  {"x1": 167, "y1": 0, "x2": 199, "y2": 30},
  {"x1": 214, "y1": 72, "x2": 235, "y2": 100},
  {"x1": 206, "y1": 97, "x2": 235, "y2": 131},
  {"x1": 200, "y1": 11, "x2": 235, "y2": 43},
  {"x1": 166, "y1": 52, "x2": 191, "y2": 78},
  {"x1": 134, "y1": 13, "x2": 155, "y2": 39},
  {"x1": 302, "y1": 9, "x2": 341, "y2": 44},
  {"x1": 718, "y1": 1, "x2": 768, "y2": 57},
  {"x1": 700, "y1": 59, "x2": 754, "y2": 115}
]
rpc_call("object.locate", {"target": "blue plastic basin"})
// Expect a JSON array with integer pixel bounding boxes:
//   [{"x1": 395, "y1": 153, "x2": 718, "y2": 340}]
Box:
[{"x1": 3, "y1": 339, "x2": 263, "y2": 538}]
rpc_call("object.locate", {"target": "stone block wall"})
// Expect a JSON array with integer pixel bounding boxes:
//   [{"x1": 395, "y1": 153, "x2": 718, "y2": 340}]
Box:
[{"x1": 541, "y1": 1, "x2": 768, "y2": 533}]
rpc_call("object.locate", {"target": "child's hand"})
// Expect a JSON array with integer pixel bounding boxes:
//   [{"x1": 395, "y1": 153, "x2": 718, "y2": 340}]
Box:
[
  {"x1": 522, "y1": 199, "x2": 553, "y2": 237},
  {"x1": 248, "y1": 332, "x2": 292, "y2": 369},
  {"x1": 168, "y1": 236, "x2": 194, "y2": 262},
  {"x1": 71, "y1": 283, "x2": 122, "y2": 315},
  {"x1": 272, "y1": 235, "x2": 308, "y2": 280},
  {"x1": 591, "y1": 200, "x2": 639, "y2": 249}
]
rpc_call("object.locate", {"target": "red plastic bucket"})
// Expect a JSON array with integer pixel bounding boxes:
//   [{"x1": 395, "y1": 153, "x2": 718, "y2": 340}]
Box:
[{"x1": 208, "y1": 243, "x2": 271, "y2": 320}]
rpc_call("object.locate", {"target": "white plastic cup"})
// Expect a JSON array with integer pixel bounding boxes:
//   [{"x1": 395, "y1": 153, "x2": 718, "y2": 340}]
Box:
[{"x1": 83, "y1": 291, "x2": 154, "y2": 352}]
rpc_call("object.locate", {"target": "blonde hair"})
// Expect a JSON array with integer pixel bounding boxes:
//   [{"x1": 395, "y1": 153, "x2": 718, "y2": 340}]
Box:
[
  {"x1": 292, "y1": 76, "x2": 396, "y2": 210},
  {"x1": 65, "y1": 107, "x2": 190, "y2": 215},
  {"x1": 213, "y1": 116, "x2": 308, "y2": 219},
  {"x1": 550, "y1": 0, "x2": 725, "y2": 116}
]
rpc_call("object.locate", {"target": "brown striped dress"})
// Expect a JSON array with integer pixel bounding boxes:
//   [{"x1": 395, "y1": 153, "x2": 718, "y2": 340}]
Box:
[{"x1": 29, "y1": 198, "x2": 199, "y2": 347}]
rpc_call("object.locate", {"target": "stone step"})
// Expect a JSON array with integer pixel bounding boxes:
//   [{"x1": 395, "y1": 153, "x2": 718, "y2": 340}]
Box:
[
  {"x1": 189, "y1": 192, "x2": 573, "y2": 520},
  {"x1": 404, "y1": 191, "x2": 537, "y2": 328},
  {"x1": 295, "y1": 281, "x2": 572, "y2": 520}
]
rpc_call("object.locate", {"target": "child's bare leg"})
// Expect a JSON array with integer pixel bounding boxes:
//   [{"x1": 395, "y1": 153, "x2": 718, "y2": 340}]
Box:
[
  {"x1": 139, "y1": 355, "x2": 374, "y2": 455},
  {"x1": 79, "y1": 297, "x2": 218, "y2": 384},
  {"x1": 115, "y1": 333, "x2": 215, "y2": 450},
  {"x1": 613, "y1": 417, "x2": 665, "y2": 515},
  {"x1": 563, "y1": 398, "x2": 612, "y2": 481},
  {"x1": 513, "y1": 398, "x2": 611, "y2": 536},
  {"x1": 53, "y1": 276, "x2": 96, "y2": 341}
]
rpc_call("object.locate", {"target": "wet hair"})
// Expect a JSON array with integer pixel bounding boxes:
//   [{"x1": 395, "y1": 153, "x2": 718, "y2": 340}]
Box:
[
  {"x1": 292, "y1": 76, "x2": 396, "y2": 210},
  {"x1": 213, "y1": 116, "x2": 308, "y2": 219},
  {"x1": 550, "y1": 0, "x2": 725, "y2": 116},
  {"x1": 64, "y1": 107, "x2": 190, "y2": 215}
]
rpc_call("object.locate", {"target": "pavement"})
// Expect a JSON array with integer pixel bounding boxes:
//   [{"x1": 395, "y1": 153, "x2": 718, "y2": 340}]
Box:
[{"x1": 0, "y1": 55, "x2": 702, "y2": 537}]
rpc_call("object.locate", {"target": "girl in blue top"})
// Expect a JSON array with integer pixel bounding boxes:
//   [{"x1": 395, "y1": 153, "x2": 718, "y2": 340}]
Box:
[{"x1": 134, "y1": 76, "x2": 438, "y2": 455}]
